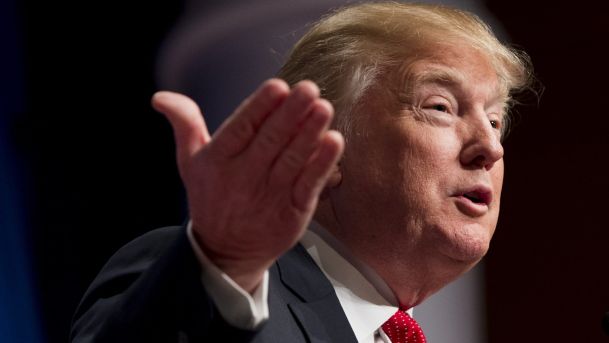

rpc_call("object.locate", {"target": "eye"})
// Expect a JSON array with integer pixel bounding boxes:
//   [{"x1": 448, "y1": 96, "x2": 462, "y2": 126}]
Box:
[
  {"x1": 489, "y1": 117, "x2": 505, "y2": 131},
  {"x1": 422, "y1": 101, "x2": 451, "y2": 113},
  {"x1": 432, "y1": 104, "x2": 449, "y2": 112},
  {"x1": 419, "y1": 95, "x2": 455, "y2": 117}
]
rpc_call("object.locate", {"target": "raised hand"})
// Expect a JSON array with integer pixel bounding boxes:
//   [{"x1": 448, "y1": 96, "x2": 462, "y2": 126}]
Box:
[{"x1": 152, "y1": 79, "x2": 344, "y2": 292}]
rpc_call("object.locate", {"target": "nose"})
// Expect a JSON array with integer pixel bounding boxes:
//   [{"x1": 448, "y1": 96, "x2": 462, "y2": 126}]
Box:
[{"x1": 459, "y1": 114, "x2": 504, "y2": 170}]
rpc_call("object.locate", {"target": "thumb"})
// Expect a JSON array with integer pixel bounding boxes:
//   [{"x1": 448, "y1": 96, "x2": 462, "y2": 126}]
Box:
[{"x1": 152, "y1": 91, "x2": 211, "y2": 160}]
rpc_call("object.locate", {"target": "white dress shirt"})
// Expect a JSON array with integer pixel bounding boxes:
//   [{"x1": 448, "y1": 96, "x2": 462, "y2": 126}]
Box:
[
  {"x1": 187, "y1": 222, "x2": 269, "y2": 329},
  {"x1": 187, "y1": 221, "x2": 414, "y2": 342}
]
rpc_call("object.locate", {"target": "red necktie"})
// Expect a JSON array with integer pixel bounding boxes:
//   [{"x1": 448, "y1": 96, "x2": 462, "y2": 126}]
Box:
[{"x1": 381, "y1": 309, "x2": 427, "y2": 343}]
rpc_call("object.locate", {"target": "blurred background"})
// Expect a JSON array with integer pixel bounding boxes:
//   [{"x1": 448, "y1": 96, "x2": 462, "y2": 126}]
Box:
[{"x1": 1, "y1": 0, "x2": 608, "y2": 342}]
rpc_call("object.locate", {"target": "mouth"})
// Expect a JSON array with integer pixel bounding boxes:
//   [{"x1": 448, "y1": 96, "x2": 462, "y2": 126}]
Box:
[
  {"x1": 461, "y1": 189, "x2": 492, "y2": 206},
  {"x1": 452, "y1": 186, "x2": 492, "y2": 216}
]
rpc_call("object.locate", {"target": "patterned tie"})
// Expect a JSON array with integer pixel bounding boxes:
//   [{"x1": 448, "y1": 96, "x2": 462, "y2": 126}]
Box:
[{"x1": 381, "y1": 308, "x2": 427, "y2": 343}]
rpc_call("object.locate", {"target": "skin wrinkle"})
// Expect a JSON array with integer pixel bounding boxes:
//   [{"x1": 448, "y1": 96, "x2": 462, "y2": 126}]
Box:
[
  {"x1": 280, "y1": 3, "x2": 532, "y2": 152},
  {"x1": 315, "y1": 43, "x2": 505, "y2": 309},
  {"x1": 392, "y1": 43, "x2": 512, "y2": 138},
  {"x1": 398, "y1": 67, "x2": 508, "y2": 139},
  {"x1": 275, "y1": 2, "x2": 532, "y2": 312}
]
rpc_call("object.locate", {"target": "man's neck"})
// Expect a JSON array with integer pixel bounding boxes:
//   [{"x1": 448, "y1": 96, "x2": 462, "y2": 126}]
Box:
[{"x1": 307, "y1": 221, "x2": 398, "y2": 305}]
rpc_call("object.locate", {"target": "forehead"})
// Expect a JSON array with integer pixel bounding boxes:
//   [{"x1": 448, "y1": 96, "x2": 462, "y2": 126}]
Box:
[{"x1": 400, "y1": 44, "x2": 507, "y2": 104}]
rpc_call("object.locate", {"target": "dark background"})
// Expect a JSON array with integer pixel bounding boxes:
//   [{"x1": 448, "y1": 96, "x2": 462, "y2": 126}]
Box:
[
  {"x1": 486, "y1": 1, "x2": 609, "y2": 342},
  {"x1": 3, "y1": 0, "x2": 608, "y2": 342}
]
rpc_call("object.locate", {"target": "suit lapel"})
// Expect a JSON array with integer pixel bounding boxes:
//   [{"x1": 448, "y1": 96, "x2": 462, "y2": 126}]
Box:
[{"x1": 276, "y1": 244, "x2": 358, "y2": 343}]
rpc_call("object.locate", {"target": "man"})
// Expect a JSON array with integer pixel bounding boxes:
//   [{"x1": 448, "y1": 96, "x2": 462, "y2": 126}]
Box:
[{"x1": 71, "y1": 2, "x2": 531, "y2": 342}]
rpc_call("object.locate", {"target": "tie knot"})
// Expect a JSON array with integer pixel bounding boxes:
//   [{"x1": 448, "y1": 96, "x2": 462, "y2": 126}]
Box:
[{"x1": 381, "y1": 309, "x2": 427, "y2": 343}]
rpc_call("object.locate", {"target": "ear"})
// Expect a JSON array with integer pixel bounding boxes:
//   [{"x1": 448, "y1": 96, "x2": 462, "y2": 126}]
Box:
[
  {"x1": 326, "y1": 162, "x2": 342, "y2": 188},
  {"x1": 320, "y1": 162, "x2": 342, "y2": 200}
]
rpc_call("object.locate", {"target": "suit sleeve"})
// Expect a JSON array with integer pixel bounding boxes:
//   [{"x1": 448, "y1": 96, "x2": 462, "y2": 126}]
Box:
[
  {"x1": 70, "y1": 226, "x2": 261, "y2": 343},
  {"x1": 186, "y1": 222, "x2": 270, "y2": 329}
]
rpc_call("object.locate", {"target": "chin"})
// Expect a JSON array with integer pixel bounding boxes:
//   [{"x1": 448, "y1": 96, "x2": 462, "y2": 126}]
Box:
[{"x1": 433, "y1": 222, "x2": 493, "y2": 265}]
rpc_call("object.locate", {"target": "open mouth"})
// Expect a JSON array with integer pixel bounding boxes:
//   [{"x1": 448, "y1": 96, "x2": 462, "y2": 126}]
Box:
[
  {"x1": 460, "y1": 189, "x2": 491, "y2": 206},
  {"x1": 463, "y1": 192, "x2": 485, "y2": 204},
  {"x1": 453, "y1": 187, "x2": 492, "y2": 216}
]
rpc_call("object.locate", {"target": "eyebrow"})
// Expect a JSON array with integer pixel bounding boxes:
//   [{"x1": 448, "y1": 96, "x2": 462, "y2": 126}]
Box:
[
  {"x1": 406, "y1": 66, "x2": 466, "y2": 94},
  {"x1": 399, "y1": 65, "x2": 508, "y2": 107}
]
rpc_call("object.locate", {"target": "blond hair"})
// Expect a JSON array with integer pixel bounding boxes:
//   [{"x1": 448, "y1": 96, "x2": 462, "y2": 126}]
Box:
[{"x1": 278, "y1": 2, "x2": 533, "y2": 138}]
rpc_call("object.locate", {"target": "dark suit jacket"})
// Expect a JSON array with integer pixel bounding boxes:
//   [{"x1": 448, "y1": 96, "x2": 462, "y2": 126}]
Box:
[{"x1": 71, "y1": 226, "x2": 358, "y2": 342}]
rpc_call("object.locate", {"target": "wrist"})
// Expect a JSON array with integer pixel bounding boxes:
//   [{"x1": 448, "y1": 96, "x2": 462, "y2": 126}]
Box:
[{"x1": 191, "y1": 225, "x2": 270, "y2": 293}]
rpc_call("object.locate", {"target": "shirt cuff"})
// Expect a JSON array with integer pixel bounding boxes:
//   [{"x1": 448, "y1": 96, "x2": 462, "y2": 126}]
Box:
[{"x1": 186, "y1": 221, "x2": 270, "y2": 330}]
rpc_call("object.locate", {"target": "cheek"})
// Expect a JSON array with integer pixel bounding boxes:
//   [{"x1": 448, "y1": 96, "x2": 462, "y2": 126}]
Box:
[
  {"x1": 394, "y1": 132, "x2": 461, "y2": 214},
  {"x1": 405, "y1": 133, "x2": 461, "y2": 182},
  {"x1": 345, "y1": 119, "x2": 462, "y2": 206},
  {"x1": 492, "y1": 160, "x2": 505, "y2": 197}
]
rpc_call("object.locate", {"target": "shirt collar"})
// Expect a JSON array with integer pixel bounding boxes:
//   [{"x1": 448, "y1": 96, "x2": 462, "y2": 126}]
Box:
[{"x1": 301, "y1": 221, "x2": 413, "y2": 342}]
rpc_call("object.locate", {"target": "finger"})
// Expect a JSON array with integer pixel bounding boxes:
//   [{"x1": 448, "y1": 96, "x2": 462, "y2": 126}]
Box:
[
  {"x1": 246, "y1": 80, "x2": 320, "y2": 169},
  {"x1": 212, "y1": 79, "x2": 290, "y2": 157},
  {"x1": 152, "y1": 91, "x2": 210, "y2": 162},
  {"x1": 292, "y1": 131, "x2": 345, "y2": 212},
  {"x1": 268, "y1": 98, "x2": 334, "y2": 188}
]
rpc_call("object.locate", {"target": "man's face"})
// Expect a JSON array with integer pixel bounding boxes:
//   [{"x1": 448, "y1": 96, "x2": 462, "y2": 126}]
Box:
[{"x1": 327, "y1": 43, "x2": 505, "y2": 297}]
